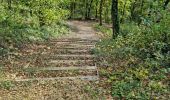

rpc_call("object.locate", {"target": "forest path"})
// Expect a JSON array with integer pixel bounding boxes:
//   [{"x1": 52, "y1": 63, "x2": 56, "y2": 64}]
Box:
[
  {"x1": 0, "y1": 21, "x2": 109, "y2": 100},
  {"x1": 14, "y1": 20, "x2": 100, "y2": 81},
  {"x1": 66, "y1": 20, "x2": 99, "y2": 40}
]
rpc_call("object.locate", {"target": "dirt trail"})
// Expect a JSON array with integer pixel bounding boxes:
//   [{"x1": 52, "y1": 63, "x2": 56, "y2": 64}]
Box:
[
  {"x1": 10, "y1": 20, "x2": 100, "y2": 82},
  {"x1": 65, "y1": 21, "x2": 99, "y2": 40},
  {"x1": 0, "y1": 21, "x2": 110, "y2": 100}
]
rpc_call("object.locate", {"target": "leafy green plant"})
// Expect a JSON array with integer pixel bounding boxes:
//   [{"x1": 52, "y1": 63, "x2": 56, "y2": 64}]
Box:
[
  {"x1": 95, "y1": 8, "x2": 170, "y2": 99},
  {"x1": 0, "y1": 0, "x2": 70, "y2": 56},
  {"x1": 0, "y1": 81, "x2": 14, "y2": 90}
]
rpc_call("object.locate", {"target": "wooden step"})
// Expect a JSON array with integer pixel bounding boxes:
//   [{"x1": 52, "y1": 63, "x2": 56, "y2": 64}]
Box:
[
  {"x1": 49, "y1": 41, "x2": 97, "y2": 45},
  {"x1": 53, "y1": 49, "x2": 93, "y2": 54},
  {"x1": 51, "y1": 38, "x2": 98, "y2": 42},
  {"x1": 49, "y1": 41, "x2": 96, "y2": 45},
  {"x1": 48, "y1": 61, "x2": 95, "y2": 67},
  {"x1": 54, "y1": 44, "x2": 95, "y2": 47},
  {"x1": 54, "y1": 46, "x2": 95, "y2": 50},
  {"x1": 53, "y1": 45, "x2": 95, "y2": 50},
  {"x1": 14, "y1": 70, "x2": 98, "y2": 79},
  {"x1": 25, "y1": 66, "x2": 97, "y2": 71},
  {"x1": 48, "y1": 42, "x2": 95, "y2": 47},
  {"x1": 46, "y1": 55, "x2": 95, "y2": 60},
  {"x1": 49, "y1": 59, "x2": 94, "y2": 64},
  {"x1": 53, "y1": 47, "x2": 94, "y2": 50},
  {"x1": 39, "y1": 49, "x2": 93, "y2": 55},
  {"x1": 12, "y1": 60, "x2": 95, "y2": 68},
  {"x1": 14, "y1": 76, "x2": 99, "y2": 82}
]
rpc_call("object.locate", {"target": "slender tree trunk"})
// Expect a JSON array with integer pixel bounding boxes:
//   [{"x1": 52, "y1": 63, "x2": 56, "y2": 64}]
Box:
[
  {"x1": 99, "y1": 0, "x2": 103, "y2": 25},
  {"x1": 111, "y1": 0, "x2": 119, "y2": 38},
  {"x1": 163, "y1": 0, "x2": 170, "y2": 43},
  {"x1": 85, "y1": 0, "x2": 89, "y2": 20},
  {"x1": 70, "y1": 2, "x2": 74, "y2": 19},
  {"x1": 104, "y1": 6, "x2": 109, "y2": 23},
  {"x1": 87, "y1": 0, "x2": 94, "y2": 19},
  {"x1": 95, "y1": 1, "x2": 99, "y2": 19}
]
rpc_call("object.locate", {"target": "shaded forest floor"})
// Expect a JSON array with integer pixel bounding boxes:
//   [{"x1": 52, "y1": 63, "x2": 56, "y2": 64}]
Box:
[{"x1": 0, "y1": 21, "x2": 112, "y2": 100}]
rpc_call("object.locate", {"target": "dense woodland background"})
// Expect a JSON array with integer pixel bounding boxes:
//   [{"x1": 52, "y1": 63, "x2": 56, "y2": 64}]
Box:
[{"x1": 0, "y1": 0, "x2": 170, "y2": 99}]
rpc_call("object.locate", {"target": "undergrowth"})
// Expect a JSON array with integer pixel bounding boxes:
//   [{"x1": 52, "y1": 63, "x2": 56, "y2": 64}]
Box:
[
  {"x1": 95, "y1": 11, "x2": 170, "y2": 99},
  {"x1": 0, "y1": 0, "x2": 70, "y2": 57},
  {"x1": 0, "y1": 22, "x2": 69, "y2": 57}
]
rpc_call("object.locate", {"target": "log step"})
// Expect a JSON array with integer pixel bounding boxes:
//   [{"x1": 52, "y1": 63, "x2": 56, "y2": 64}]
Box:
[
  {"x1": 14, "y1": 70, "x2": 98, "y2": 79},
  {"x1": 53, "y1": 49, "x2": 93, "y2": 54},
  {"x1": 25, "y1": 66, "x2": 97, "y2": 71},
  {"x1": 46, "y1": 55, "x2": 95, "y2": 60},
  {"x1": 14, "y1": 76, "x2": 99, "y2": 82},
  {"x1": 51, "y1": 38, "x2": 98, "y2": 42},
  {"x1": 54, "y1": 46, "x2": 95, "y2": 50}
]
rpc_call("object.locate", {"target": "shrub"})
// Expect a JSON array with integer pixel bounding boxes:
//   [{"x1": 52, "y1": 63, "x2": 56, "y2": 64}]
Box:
[{"x1": 95, "y1": 9, "x2": 170, "y2": 99}]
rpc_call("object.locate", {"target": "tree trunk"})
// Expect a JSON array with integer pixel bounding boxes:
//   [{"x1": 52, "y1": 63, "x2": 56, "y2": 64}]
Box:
[
  {"x1": 95, "y1": 1, "x2": 98, "y2": 19},
  {"x1": 99, "y1": 0, "x2": 103, "y2": 25},
  {"x1": 163, "y1": 0, "x2": 170, "y2": 44},
  {"x1": 85, "y1": 0, "x2": 89, "y2": 20},
  {"x1": 111, "y1": 0, "x2": 119, "y2": 38},
  {"x1": 87, "y1": 0, "x2": 94, "y2": 19},
  {"x1": 70, "y1": 2, "x2": 74, "y2": 19}
]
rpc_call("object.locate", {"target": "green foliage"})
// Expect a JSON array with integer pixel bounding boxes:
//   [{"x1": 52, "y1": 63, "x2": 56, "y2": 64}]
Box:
[
  {"x1": 112, "y1": 80, "x2": 145, "y2": 99},
  {"x1": 0, "y1": 0, "x2": 169, "y2": 98},
  {"x1": 0, "y1": 0, "x2": 70, "y2": 55},
  {"x1": 0, "y1": 81, "x2": 14, "y2": 90},
  {"x1": 93, "y1": 24, "x2": 112, "y2": 38},
  {"x1": 95, "y1": 6, "x2": 170, "y2": 99}
]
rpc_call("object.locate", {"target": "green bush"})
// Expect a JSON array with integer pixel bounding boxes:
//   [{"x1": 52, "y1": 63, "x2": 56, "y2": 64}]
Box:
[
  {"x1": 95, "y1": 10, "x2": 170, "y2": 99},
  {"x1": 0, "y1": 0, "x2": 70, "y2": 56}
]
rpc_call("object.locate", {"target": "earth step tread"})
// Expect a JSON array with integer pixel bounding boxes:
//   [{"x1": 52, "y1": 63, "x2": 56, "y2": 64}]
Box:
[
  {"x1": 28, "y1": 66, "x2": 97, "y2": 71},
  {"x1": 50, "y1": 41, "x2": 97, "y2": 44},
  {"x1": 14, "y1": 76, "x2": 99, "y2": 81},
  {"x1": 49, "y1": 60, "x2": 94, "y2": 63},
  {"x1": 50, "y1": 59, "x2": 94, "y2": 63},
  {"x1": 47, "y1": 54, "x2": 95, "y2": 58},
  {"x1": 39, "y1": 41, "x2": 96, "y2": 46},
  {"x1": 54, "y1": 46, "x2": 95, "y2": 49},
  {"x1": 15, "y1": 70, "x2": 97, "y2": 79},
  {"x1": 47, "y1": 63, "x2": 95, "y2": 67},
  {"x1": 54, "y1": 44, "x2": 95, "y2": 46},
  {"x1": 53, "y1": 42, "x2": 96, "y2": 45},
  {"x1": 54, "y1": 45, "x2": 95, "y2": 48},
  {"x1": 53, "y1": 54, "x2": 95, "y2": 57},
  {"x1": 47, "y1": 55, "x2": 95, "y2": 60},
  {"x1": 53, "y1": 49, "x2": 92, "y2": 54},
  {"x1": 51, "y1": 39, "x2": 98, "y2": 42},
  {"x1": 55, "y1": 49, "x2": 91, "y2": 52}
]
